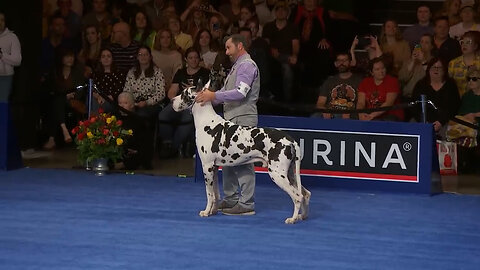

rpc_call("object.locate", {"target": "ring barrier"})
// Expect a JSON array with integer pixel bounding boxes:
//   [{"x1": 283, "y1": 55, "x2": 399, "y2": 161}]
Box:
[
  {"x1": 194, "y1": 97, "x2": 448, "y2": 194},
  {"x1": 0, "y1": 102, "x2": 23, "y2": 170}
]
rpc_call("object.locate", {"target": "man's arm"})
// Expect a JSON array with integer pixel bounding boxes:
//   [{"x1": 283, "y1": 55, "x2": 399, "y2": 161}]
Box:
[{"x1": 197, "y1": 60, "x2": 258, "y2": 104}]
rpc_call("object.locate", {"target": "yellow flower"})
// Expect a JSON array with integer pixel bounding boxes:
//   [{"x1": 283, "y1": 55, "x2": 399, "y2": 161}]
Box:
[
  {"x1": 116, "y1": 138, "x2": 124, "y2": 145},
  {"x1": 128, "y1": 129, "x2": 133, "y2": 135},
  {"x1": 106, "y1": 117, "x2": 113, "y2": 124},
  {"x1": 111, "y1": 115, "x2": 116, "y2": 121},
  {"x1": 87, "y1": 131, "x2": 93, "y2": 138}
]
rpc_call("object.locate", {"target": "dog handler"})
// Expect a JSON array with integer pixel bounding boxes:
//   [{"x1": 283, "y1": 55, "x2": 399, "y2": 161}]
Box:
[{"x1": 196, "y1": 34, "x2": 260, "y2": 216}]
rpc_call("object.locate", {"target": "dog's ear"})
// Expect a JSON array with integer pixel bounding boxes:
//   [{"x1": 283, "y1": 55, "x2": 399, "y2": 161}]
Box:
[
  {"x1": 194, "y1": 78, "x2": 204, "y2": 92},
  {"x1": 203, "y1": 79, "x2": 211, "y2": 91}
]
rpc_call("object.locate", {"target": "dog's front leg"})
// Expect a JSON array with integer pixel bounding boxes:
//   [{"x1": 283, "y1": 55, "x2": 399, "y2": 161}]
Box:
[{"x1": 199, "y1": 163, "x2": 219, "y2": 217}]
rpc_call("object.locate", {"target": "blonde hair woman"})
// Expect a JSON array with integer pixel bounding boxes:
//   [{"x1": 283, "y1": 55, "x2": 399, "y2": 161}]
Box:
[
  {"x1": 151, "y1": 28, "x2": 183, "y2": 90},
  {"x1": 379, "y1": 19, "x2": 411, "y2": 76}
]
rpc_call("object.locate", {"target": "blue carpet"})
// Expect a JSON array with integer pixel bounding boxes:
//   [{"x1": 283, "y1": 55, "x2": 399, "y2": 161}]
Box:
[{"x1": 0, "y1": 168, "x2": 479, "y2": 270}]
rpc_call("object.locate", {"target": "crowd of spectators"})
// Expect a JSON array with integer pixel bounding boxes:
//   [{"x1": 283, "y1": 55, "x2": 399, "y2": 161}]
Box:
[{"x1": 11, "y1": 0, "x2": 480, "y2": 172}]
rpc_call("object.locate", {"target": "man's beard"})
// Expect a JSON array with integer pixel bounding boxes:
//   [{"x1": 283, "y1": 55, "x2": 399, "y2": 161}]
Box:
[{"x1": 338, "y1": 65, "x2": 349, "y2": 73}]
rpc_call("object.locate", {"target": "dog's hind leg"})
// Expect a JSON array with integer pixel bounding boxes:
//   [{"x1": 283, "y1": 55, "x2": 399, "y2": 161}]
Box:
[
  {"x1": 199, "y1": 163, "x2": 219, "y2": 217},
  {"x1": 300, "y1": 187, "x2": 311, "y2": 220},
  {"x1": 268, "y1": 168, "x2": 303, "y2": 224}
]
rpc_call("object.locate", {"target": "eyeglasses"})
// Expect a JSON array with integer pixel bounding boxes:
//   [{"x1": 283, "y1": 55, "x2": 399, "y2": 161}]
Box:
[
  {"x1": 138, "y1": 53, "x2": 149, "y2": 57},
  {"x1": 460, "y1": 39, "x2": 474, "y2": 45},
  {"x1": 431, "y1": 65, "x2": 443, "y2": 70},
  {"x1": 467, "y1": 76, "x2": 480, "y2": 82}
]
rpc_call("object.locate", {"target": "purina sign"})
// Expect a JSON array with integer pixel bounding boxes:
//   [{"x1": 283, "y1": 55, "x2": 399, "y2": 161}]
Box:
[{"x1": 267, "y1": 129, "x2": 420, "y2": 182}]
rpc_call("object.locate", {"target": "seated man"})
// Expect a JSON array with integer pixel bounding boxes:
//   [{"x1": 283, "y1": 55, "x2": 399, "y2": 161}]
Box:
[
  {"x1": 116, "y1": 92, "x2": 153, "y2": 170},
  {"x1": 312, "y1": 52, "x2": 363, "y2": 119}
]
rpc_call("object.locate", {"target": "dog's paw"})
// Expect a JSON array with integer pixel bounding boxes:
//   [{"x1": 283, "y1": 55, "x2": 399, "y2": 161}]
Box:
[
  {"x1": 284, "y1": 216, "x2": 299, "y2": 224},
  {"x1": 199, "y1": 210, "x2": 210, "y2": 217}
]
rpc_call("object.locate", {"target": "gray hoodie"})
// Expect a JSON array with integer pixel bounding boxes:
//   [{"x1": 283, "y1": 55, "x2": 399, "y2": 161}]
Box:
[{"x1": 0, "y1": 28, "x2": 22, "y2": 76}]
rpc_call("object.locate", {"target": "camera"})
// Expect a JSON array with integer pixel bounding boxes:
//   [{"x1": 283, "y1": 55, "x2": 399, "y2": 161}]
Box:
[
  {"x1": 197, "y1": 0, "x2": 210, "y2": 11},
  {"x1": 357, "y1": 36, "x2": 371, "y2": 48}
]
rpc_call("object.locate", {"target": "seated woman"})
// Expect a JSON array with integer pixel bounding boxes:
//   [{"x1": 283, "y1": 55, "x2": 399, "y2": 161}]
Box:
[
  {"x1": 91, "y1": 48, "x2": 126, "y2": 113},
  {"x1": 379, "y1": 19, "x2": 411, "y2": 76},
  {"x1": 411, "y1": 57, "x2": 461, "y2": 138},
  {"x1": 193, "y1": 28, "x2": 220, "y2": 70},
  {"x1": 123, "y1": 46, "x2": 166, "y2": 118},
  {"x1": 151, "y1": 28, "x2": 183, "y2": 90},
  {"x1": 157, "y1": 47, "x2": 210, "y2": 158},
  {"x1": 131, "y1": 9, "x2": 156, "y2": 49},
  {"x1": 357, "y1": 57, "x2": 404, "y2": 121},
  {"x1": 398, "y1": 34, "x2": 435, "y2": 100},
  {"x1": 77, "y1": 24, "x2": 103, "y2": 78},
  {"x1": 115, "y1": 91, "x2": 153, "y2": 170},
  {"x1": 450, "y1": 67, "x2": 480, "y2": 173},
  {"x1": 43, "y1": 48, "x2": 86, "y2": 150},
  {"x1": 448, "y1": 31, "x2": 480, "y2": 97}
]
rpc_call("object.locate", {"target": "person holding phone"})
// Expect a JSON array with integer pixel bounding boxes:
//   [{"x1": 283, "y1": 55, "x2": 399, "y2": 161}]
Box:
[
  {"x1": 398, "y1": 34, "x2": 435, "y2": 100},
  {"x1": 350, "y1": 34, "x2": 382, "y2": 75},
  {"x1": 0, "y1": 11, "x2": 22, "y2": 103}
]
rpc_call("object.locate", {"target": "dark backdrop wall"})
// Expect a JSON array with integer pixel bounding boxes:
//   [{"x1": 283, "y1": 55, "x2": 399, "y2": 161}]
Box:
[{"x1": 0, "y1": 1, "x2": 43, "y2": 150}]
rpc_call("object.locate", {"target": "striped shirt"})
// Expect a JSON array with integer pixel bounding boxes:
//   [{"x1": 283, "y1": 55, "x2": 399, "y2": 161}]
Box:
[{"x1": 109, "y1": 41, "x2": 141, "y2": 73}]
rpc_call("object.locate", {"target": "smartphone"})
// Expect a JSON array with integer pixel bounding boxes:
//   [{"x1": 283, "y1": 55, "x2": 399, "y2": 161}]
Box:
[
  {"x1": 357, "y1": 36, "x2": 371, "y2": 48},
  {"x1": 414, "y1": 44, "x2": 422, "y2": 53}
]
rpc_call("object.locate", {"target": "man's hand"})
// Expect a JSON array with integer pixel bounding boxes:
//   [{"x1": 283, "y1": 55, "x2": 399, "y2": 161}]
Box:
[
  {"x1": 288, "y1": 54, "x2": 297, "y2": 65},
  {"x1": 66, "y1": 93, "x2": 75, "y2": 100},
  {"x1": 318, "y1": 38, "x2": 330, "y2": 50},
  {"x1": 195, "y1": 89, "x2": 216, "y2": 105},
  {"x1": 359, "y1": 113, "x2": 373, "y2": 121},
  {"x1": 433, "y1": 121, "x2": 442, "y2": 132},
  {"x1": 322, "y1": 113, "x2": 332, "y2": 119},
  {"x1": 271, "y1": 48, "x2": 280, "y2": 58}
]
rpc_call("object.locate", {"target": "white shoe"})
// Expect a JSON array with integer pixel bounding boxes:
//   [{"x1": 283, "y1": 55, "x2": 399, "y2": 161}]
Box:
[{"x1": 21, "y1": 149, "x2": 51, "y2": 159}]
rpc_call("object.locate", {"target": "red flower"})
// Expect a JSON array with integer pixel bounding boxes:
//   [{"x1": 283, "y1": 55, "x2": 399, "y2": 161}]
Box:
[
  {"x1": 113, "y1": 131, "x2": 119, "y2": 137},
  {"x1": 103, "y1": 129, "x2": 109, "y2": 135},
  {"x1": 98, "y1": 108, "x2": 104, "y2": 114},
  {"x1": 83, "y1": 121, "x2": 90, "y2": 128},
  {"x1": 77, "y1": 133, "x2": 85, "y2": 140},
  {"x1": 90, "y1": 116, "x2": 97, "y2": 123},
  {"x1": 97, "y1": 138, "x2": 106, "y2": 144},
  {"x1": 116, "y1": 120, "x2": 123, "y2": 126}
]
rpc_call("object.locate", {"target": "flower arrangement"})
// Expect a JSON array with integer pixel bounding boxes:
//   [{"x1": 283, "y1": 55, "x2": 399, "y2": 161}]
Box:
[{"x1": 71, "y1": 109, "x2": 133, "y2": 164}]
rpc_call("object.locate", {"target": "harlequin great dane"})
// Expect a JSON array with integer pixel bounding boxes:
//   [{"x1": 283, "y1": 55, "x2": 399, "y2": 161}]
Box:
[{"x1": 171, "y1": 81, "x2": 311, "y2": 224}]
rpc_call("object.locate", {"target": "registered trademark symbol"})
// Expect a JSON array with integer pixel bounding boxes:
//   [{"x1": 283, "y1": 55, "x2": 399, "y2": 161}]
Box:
[{"x1": 403, "y1": 142, "x2": 412, "y2": 151}]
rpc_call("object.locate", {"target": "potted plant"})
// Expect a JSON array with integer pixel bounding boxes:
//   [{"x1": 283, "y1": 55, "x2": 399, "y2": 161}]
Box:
[{"x1": 71, "y1": 109, "x2": 133, "y2": 175}]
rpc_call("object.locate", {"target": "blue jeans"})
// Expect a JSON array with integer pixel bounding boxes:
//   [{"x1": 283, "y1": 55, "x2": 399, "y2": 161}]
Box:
[
  {"x1": 0, "y1": 76, "x2": 13, "y2": 102},
  {"x1": 157, "y1": 103, "x2": 194, "y2": 149}
]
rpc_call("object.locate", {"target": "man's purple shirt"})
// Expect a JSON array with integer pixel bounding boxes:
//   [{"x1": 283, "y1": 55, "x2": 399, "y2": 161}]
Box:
[{"x1": 213, "y1": 53, "x2": 258, "y2": 104}]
